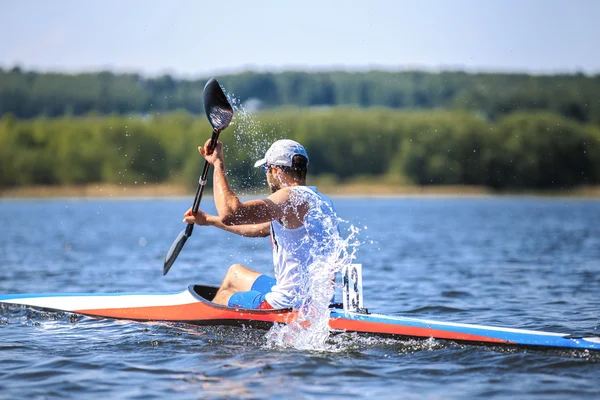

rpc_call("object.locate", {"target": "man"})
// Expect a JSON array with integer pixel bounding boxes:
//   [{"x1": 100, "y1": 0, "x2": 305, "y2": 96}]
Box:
[{"x1": 183, "y1": 139, "x2": 340, "y2": 310}]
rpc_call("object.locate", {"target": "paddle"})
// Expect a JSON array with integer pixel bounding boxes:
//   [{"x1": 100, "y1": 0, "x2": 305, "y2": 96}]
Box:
[{"x1": 163, "y1": 78, "x2": 233, "y2": 275}]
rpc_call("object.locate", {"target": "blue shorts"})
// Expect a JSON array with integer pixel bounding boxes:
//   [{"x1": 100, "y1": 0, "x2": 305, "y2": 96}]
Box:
[{"x1": 228, "y1": 275, "x2": 276, "y2": 309}]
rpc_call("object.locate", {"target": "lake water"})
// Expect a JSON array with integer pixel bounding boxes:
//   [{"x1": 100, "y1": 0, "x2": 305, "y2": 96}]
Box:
[{"x1": 1, "y1": 196, "x2": 599, "y2": 399}]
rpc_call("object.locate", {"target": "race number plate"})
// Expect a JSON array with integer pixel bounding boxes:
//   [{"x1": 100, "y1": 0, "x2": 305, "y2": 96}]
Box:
[{"x1": 342, "y1": 264, "x2": 364, "y2": 313}]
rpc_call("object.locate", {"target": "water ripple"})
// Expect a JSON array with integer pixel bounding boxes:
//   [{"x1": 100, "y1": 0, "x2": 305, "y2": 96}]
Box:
[{"x1": 1, "y1": 198, "x2": 600, "y2": 399}]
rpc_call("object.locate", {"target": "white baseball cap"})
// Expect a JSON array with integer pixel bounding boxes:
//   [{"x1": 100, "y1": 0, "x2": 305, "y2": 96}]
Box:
[{"x1": 253, "y1": 139, "x2": 309, "y2": 168}]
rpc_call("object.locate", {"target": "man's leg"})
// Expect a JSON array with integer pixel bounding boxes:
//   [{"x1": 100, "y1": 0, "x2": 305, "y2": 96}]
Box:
[{"x1": 212, "y1": 264, "x2": 262, "y2": 306}]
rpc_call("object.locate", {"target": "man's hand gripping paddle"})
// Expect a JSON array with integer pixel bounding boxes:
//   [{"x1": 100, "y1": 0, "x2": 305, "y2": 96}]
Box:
[{"x1": 163, "y1": 78, "x2": 233, "y2": 275}]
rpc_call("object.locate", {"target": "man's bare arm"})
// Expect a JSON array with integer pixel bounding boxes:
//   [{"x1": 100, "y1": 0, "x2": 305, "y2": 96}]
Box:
[
  {"x1": 211, "y1": 158, "x2": 246, "y2": 221},
  {"x1": 198, "y1": 140, "x2": 289, "y2": 226},
  {"x1": 208, "y1": 217, "x2": 270, "y2": 237},
  {"x1": 183, "y1": 209, "x2": 270, "y2": 238}
]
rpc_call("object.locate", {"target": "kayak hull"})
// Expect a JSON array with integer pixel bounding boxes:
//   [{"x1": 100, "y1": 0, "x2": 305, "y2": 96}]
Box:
[
  {"x1": 0, "y1": 285, "x2": 295, "y2": 329},
  {"x1": 1, "y1": 285, "x2": 599, "y2": 352}
]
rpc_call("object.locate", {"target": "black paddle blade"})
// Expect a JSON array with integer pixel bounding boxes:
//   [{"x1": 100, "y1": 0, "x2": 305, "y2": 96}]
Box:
[
  {"x1": 163, "y1": 229, "x2": 189, "y2": 276},
  {"x1": 203, "y1": 78, "x2": 233, "y2": 131}
]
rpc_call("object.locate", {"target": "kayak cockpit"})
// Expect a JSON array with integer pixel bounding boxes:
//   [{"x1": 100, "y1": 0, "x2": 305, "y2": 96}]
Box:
[
  {"x1": 187, "y1": 264, "x2": 364, "y2": 312},
  {"x1": 186, "y1": 284, "x2": 346, "y2": 311},
  {"x1": 188, "y1": 285, "x2": 219, "y2": 303}
]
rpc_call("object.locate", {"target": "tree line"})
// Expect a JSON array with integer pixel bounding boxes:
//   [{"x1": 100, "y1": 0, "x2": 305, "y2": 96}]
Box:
[
  {"x1": 2, "y1": 67, "x2": 600, "y2": 124},
  {"x1": 1, "y1": 109, "x2": 599, "y2": 190}
]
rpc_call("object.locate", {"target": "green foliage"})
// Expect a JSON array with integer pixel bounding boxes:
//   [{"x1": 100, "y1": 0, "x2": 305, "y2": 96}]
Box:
[
  {"x1": 0, "y1": 114, "x2": 175, "y2": 186},
  {"x1": 1, "y1": 109, "x2": 599, "y2": 190},
  {"x1": 486, "y1": 112, "x2": 600, "y2": 188},
  {"x1": 2, "y1": 68, "x2": 600, "y2": 125}
]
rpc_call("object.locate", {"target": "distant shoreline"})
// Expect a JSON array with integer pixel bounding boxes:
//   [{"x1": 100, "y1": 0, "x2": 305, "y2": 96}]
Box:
[{"x1": 1, "y1": 183, "x2": 600, "y2": 199}]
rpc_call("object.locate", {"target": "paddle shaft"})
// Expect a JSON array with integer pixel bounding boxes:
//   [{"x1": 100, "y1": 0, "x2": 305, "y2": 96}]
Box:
[{"x1": 185, "y1": 129, "x2": 220, "y2": 237}]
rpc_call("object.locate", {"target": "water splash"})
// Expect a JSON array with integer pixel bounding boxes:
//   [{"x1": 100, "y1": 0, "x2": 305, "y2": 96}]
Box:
[
  {"x1": 226, "y1": 93, "x2": 270, "y2": 159},
  {"x1": 207, "y1": 107, "x2": 233, "y2": 131},
  {"x1": 265, "y1": 203, "x2": 361, "y2": 352},
  {"x1": 223, "y1": 93, "x2": 275, "y2": 192}
]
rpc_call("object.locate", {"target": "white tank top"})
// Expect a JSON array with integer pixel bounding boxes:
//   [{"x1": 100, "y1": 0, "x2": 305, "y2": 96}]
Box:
[{"x1": 264, "y1": 186, "x2": 339, "y2": 309}]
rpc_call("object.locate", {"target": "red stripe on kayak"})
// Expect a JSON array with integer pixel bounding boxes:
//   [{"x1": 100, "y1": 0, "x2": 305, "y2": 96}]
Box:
[
  {"x1": 74, "y1": 304, "x2": 512, "y2": 344},
  {"x1": 74, "y1": 303, "x2": 296, "y2": 324},
  {"x1": 329, "y1": 318, "x2": 514, "y2": 344}
]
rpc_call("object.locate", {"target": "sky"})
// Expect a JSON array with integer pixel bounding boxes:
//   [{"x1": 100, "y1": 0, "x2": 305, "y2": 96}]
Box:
[{"x1": 1, "y1": 0, "x2": 599, "y2": 77}]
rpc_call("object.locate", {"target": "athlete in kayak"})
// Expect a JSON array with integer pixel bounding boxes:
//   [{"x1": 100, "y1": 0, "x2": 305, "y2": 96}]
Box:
[{"x1": 183, "y1": 139, "x2": 340, "y2": 310}]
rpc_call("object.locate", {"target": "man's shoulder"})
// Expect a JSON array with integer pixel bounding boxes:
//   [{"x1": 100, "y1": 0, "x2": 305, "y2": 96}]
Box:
[
  {"x1": 266, "y1": 186, "x2": 293, "y2": 204},
  {"x1": 270, "y1": 185, "x2": 330, "y2": 202}
]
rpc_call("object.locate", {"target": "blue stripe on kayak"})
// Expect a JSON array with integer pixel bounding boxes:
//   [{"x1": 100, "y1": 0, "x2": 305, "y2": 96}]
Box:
[
  {"x1": 330, "y1": 310, "x2": 600, "y2": 351},
  {"x1": 0, "y1": 291, "x2": 182, "y2": 301}
]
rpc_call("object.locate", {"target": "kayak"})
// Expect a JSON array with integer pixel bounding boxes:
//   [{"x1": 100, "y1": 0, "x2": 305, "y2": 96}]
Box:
[{"x1": 1, "y1": 284, "x2": 599, "y2": 352}]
